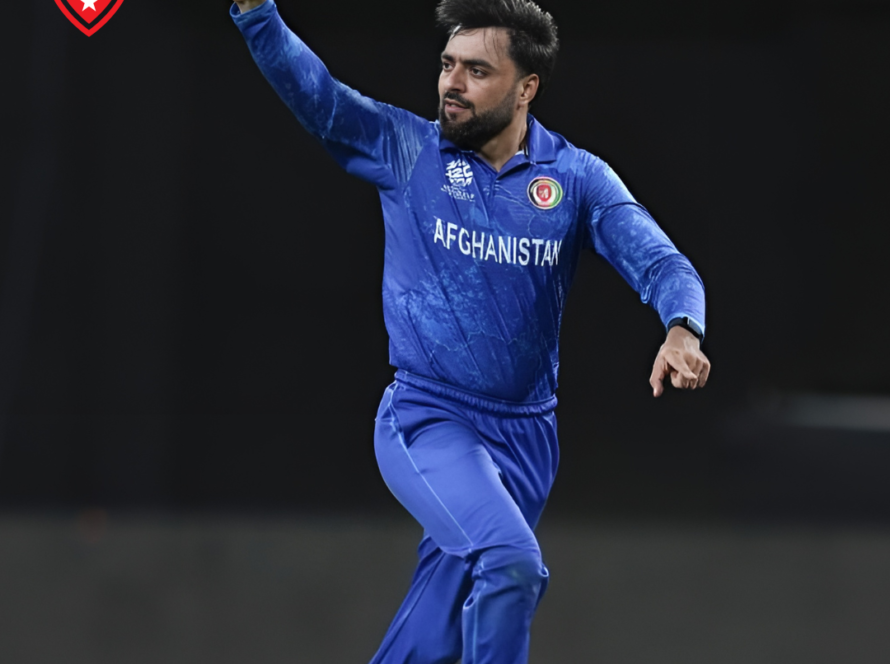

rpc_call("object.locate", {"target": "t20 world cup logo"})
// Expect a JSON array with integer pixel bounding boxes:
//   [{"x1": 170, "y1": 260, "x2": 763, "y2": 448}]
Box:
[{"x1": 55, "y1": 0, "x2": 126, "y2": 37}]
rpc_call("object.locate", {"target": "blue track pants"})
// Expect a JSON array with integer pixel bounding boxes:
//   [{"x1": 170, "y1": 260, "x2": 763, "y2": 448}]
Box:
[{"x1": 370, "y1": 371, "x2": 559, "y2": 664}]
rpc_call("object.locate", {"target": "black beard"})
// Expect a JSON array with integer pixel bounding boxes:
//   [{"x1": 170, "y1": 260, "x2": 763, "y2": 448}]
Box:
[{"x1": 439, "y1": 90, "x2": 517, "y2": 152}]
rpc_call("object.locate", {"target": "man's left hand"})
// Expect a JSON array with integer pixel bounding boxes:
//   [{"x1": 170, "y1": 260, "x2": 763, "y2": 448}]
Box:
[{"x1": 649, "y1": 326, "x2": 711, "y2": 397}]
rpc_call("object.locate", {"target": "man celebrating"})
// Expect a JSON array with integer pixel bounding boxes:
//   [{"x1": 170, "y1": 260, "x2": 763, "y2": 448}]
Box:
[{"x1": 231, "y1": 0, "x2": 710, "y2": 662}]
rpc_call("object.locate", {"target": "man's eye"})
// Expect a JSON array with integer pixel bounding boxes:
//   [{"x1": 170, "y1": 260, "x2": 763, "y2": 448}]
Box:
[
  {"x1": 471, "y1": 68, "x2": 484, "y2": 76},
  {"x1": 442, "y1": 62, "x2": 452, "y2": 70}
]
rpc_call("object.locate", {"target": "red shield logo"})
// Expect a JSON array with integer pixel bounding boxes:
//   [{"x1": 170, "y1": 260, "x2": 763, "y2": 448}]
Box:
[
  {"x1": 55, "y1": 0, "x2": 125, "y2": 37},
  {"x1": 527, "y1": 177, "x2": 564, "y2": 210}
]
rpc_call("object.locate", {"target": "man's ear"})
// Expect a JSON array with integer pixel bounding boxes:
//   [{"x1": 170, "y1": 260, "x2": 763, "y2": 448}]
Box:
[{"x1": 519, "y1": 74, "x2": 540, "y2": 106}]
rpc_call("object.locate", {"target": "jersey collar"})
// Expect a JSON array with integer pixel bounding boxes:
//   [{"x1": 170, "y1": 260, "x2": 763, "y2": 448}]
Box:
[{"x1": 437, "y1": 115, "x2": 558, "y2": 165}]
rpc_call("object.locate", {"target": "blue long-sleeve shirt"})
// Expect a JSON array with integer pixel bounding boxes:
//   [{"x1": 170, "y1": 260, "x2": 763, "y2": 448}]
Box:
[{"x1": 232, "y1": 0, "x2": 706, "y2": 403}]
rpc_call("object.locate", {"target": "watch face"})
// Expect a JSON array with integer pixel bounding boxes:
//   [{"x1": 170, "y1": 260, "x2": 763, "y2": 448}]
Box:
[{"x1": 684, "y1": 317, "x2": 704, "y2": 339}]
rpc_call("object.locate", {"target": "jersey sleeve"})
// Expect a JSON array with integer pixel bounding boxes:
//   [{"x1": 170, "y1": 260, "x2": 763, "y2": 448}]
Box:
[
  {"x1": 581, "y1": 156, "x2": 706, "y2": 337},
  {"x1": 231, "y1": 1, "x2": 428, "y2": 190}
]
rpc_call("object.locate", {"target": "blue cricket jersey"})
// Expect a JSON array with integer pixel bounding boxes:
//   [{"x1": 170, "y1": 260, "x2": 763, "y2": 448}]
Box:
[{"x1": 232, "y1": 0, "x2": 706, "y2": 403}]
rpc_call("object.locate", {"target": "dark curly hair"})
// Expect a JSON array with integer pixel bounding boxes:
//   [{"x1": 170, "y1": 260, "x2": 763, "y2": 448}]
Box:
[{"x1": 436, "y1": 0, "x2": 559, "y2": 100}]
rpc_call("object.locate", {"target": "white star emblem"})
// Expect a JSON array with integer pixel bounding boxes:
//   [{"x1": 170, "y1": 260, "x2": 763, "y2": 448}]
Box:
[{"x1": 81, "y1": 0, "x2": 99, "y2": 11}]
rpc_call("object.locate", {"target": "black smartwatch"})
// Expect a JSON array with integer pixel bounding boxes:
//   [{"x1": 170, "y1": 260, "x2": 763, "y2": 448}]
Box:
[{"x1": 667, "y1": 316, "x2": 704, "y2": 343}]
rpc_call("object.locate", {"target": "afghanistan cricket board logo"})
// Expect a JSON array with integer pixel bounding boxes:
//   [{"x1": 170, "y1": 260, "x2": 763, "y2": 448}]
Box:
[
  {"x1": 527, "y1": 177, "x2": 564, "y2": 210},
  {"x1": 55, "y1": 0, "x2": 125, "y2": 37}
]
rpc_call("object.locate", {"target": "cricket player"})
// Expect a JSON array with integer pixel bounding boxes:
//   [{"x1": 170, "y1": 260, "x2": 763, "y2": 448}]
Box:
[{"x1": 231, "y1": 0, "x2": 710, "y2": 662}]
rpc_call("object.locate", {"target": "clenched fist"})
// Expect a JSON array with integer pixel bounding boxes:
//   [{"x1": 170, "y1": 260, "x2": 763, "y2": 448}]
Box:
[{"x1": 649, "y1": 326, "x2": 711, "y2": 397}]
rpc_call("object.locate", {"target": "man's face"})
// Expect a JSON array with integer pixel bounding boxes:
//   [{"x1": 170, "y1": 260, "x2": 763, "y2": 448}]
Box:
[{"x1": 438, "y1": 27, "x2": 523, "y2": 151}]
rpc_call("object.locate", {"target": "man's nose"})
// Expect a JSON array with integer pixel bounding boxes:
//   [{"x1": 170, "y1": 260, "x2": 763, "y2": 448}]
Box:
[{"x1": 443, "y1": 67, "x2": 466, "y2": 92}]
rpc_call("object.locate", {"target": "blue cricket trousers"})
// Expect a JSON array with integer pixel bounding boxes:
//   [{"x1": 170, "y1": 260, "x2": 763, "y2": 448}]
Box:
[{"x1": 370, "y1": 371, "x2": 560, "y2": 664}]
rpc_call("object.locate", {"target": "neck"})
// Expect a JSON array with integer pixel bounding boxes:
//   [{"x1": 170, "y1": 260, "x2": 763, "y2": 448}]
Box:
[{"x1": 476, "y1": 110, "x2": 529, "y2": 172}]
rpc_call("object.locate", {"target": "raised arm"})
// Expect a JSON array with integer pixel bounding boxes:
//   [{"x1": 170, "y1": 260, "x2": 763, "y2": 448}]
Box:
[
  {"x1": 583, "y1": 158, "x2": 710, "y2": 396},
  {"x1": 230, "y1": 0, "x2": 428, "y2": 189}
]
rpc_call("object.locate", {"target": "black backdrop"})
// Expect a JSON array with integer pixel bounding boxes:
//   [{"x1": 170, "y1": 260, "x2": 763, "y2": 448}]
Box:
[{"x1": 1, "y1": 0, "x2": 888, "y2": 518}]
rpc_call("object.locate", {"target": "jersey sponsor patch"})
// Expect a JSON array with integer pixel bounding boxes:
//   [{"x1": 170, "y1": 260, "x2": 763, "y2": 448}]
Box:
[{"x1": 527, "y1": 177, "x2": 564, "y2": 210}]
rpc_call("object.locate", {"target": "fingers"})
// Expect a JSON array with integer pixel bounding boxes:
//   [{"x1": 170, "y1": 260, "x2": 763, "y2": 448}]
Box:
[
  {"x1": 670, "y1": 365, "x2": 699, "y2": 390},
  {"x1": 664, "y1": 347, "x2": 697, "y2": 390},
  {"x1": 697, "y1": 358, "x2": 711, "y2": 388},
  {"x1": 649, "y1": 356, "x2": 668, "y2": 398},
  {"x1": 652, "y1": 347, "x2": 711, "y2": 394}
]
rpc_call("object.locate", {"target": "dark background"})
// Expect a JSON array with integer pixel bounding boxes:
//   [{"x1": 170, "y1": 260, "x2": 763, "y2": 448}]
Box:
[{"x1": 1, "y1": 0, "x2": 888, "y2": 520}]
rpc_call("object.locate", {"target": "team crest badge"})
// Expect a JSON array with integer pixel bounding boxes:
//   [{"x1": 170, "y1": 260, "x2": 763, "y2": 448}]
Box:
[
  {"x1": 527, "y1": 177, "x2": 563, "y2": 210},
  {"x1": 55, "y1": 0, "x2": 126, "y2": 37}
]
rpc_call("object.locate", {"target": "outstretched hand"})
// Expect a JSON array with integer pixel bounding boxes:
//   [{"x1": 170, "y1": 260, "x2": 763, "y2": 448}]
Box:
[
  {"x1": 234, "y1": 0, "x2": 267, "y2": 13},
  {"x1": 649, "y1": 326, "x2": 711, "y2": 397}
]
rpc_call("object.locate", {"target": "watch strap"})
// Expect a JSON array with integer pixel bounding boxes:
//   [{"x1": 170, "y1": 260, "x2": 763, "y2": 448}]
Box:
[{"x1": 667, "y1": 316, "x2": 704, "y2": 342}]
